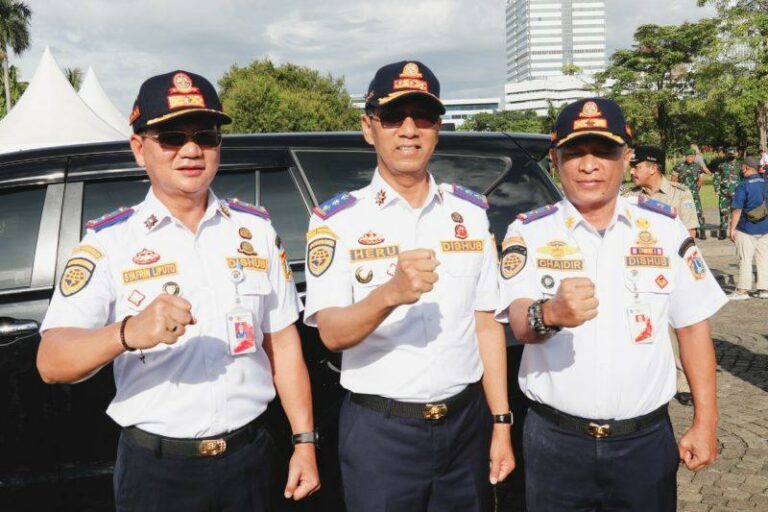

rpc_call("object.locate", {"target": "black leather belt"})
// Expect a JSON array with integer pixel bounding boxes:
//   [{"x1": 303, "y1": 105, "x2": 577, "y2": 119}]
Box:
[
  {"x1": 351, "y1": 381, "x2": 481, "y2": 421},
  {"x1": 530, "y1": 401, "x2": 668, "y2": 439},
  {"x1": 123, "y1": 415, "x2": 265, "y2": 458}
]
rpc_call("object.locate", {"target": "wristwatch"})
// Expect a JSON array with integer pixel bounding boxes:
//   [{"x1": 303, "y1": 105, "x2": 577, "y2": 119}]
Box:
[
  {"x1": 527, "y1": 298, "x2": 561, "y2": 337},
  {"x1": 291, "y1": 429, "x2": 320, "y2": 446},
  {"x1": 492, "y1": 411, "x2": 514, "y2": 424}
]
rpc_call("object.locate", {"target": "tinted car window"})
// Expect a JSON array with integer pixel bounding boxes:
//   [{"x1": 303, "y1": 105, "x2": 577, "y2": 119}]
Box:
[
  {"x1": 429, "y1": 154, "x2": 510, "y2": 191},
  {"x1": 81, "y1": 174, "x2": 255, "y2": 236},
  {"x1": 259, "y1": 170, "x2": 308, "y2": 263},
  {"x1": 296, "y1": 150, "x2": 377, "y2": 202},
  {"x1": 0, "y1": 187, "x2": 46, "y2": 290}
]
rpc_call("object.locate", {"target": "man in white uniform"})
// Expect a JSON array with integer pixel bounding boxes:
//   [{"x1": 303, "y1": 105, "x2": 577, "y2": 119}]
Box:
[
  {"x1": 496, "y1": 98, "x2": 726, "y2": 511},
  {"x1": 37, "y1": 70, "x2": 319, "y2": 511},
  {"x1": 303, "y1": 60, "x2": 514, "y2": 512}
]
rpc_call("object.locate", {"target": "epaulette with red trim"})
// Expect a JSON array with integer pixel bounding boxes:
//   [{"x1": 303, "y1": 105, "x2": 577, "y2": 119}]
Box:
[
  {"x1": 637, "y1": 195, "x2": 677, "y2": 219},
  {"x1": 312, "y1": 192, "x2": 357, "y2": 220},
  {"x1": 517, "y1": 204, "x2": 558, "y2": 224},
  {"x1": 226, "y1": 198, "x2": 270, "y2": 220},
  {"x1": 85, "y1": 207, "x2": 134, "y2": 232},
  {"x1": 443, "y1": 183, "x2": 489, "y2": 209}
]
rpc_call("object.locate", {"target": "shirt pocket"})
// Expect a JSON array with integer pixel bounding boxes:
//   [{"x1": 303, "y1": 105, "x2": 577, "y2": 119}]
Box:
[
  {"x1": 438, "y1": 252, "x2": 484, "y2": 313},
  {"x1": 624, "y1": 268, "x2": 674, "y2": 298},
  {"x1": 237, "y1": 272, "x2": 273, "y2": 317}
]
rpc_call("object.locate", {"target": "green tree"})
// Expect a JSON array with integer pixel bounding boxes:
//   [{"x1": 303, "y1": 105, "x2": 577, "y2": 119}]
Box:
[
  {"x1": 460, "y1": 109, "x2": 544, "y2": 133},
  {"x1": 218, "y1": 59, "x2": 359, "y2": 133},
  {"x1": 0, "y1": 0, "x2": 31, "y2": 114},
  {"x1": 0, "y1": 62, "x2": 25, "y2": 114},
  {"x1": 561, "y1": 63, "x2": 582, "y2": 76},
  {"x1": 697, "y1": 0, "x2": 768, "y2": 151},
  {"x1": 598, "y1": 20, "x2": 719, "y2": 150},
  {"x1": 64, "y1": 67, "x2": 82, "y2": 90}
]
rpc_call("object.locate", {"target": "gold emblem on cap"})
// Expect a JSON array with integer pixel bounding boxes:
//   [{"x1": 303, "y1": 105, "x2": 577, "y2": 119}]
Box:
[
  {"x1": 238, "y1": 227, "x2": 252, "y2": 240},
  {"x1": 579, "y1": 101, "x2": 602, "y2": 118},
  {"x1": 173, "y1": 72, "x2": 194, "y2": 93},
  {"x1": 401, "y1": 62, "x2": 423, "y2": 78}
]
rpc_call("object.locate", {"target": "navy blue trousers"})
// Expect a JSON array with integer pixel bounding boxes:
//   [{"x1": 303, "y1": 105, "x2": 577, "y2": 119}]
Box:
[
  {"x1": 339, "y1": 390, "x2": 492, "y2": 512},
  {"x1": 114, "y1": 427, "x2": 273, "y2": 512},
  {"x1": 524, "y1": 407, "x2": 678, "y2": 512}
]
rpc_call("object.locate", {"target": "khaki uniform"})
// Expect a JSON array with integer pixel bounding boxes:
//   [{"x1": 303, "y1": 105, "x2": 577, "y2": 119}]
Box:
[{"x1": 624, "y1": 177, "x2": 699, "y2": 231}]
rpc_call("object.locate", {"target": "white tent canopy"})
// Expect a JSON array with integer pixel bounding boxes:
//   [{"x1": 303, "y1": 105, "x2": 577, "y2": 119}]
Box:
[
  {"x1": 0, "y1": 47, "x2": 126, "y2": 154},
  {"x1": 79, "y1": 66, "x2": 131, "y2": 137}
]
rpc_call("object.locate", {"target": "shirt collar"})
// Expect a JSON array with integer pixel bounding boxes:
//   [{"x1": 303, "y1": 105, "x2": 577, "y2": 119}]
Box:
[
  {"x1": 139, "y1": 187, "x2": 227, "y2": 234},
  {"x1": 657, "y1": 176, "x2": 671, "y2": 195},
  {"x1": 561, "y1": 195, "x2": 633, "y2": 233},
  {"x1": 368, "y1": 168, "x2": 442, "y2": 210}
]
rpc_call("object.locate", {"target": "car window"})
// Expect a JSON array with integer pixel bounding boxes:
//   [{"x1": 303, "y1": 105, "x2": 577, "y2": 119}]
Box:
[
  {"x1": 486, "y1": 160, "x2": 556, "y2": 241},
  {"x1": 0, "y1": 188, "x2": 45, "y2": 290},
  {"x1": 0, "y1": 187, "x2": 47, "y2": 290},
  {"x1": 259, "y1": 170, "x2": 308, "y2": 263},
  {"x1": 81, "y1": 173, "x2": 256, "y2": 236},
  {"x1": 295, "y1": 150, "x2": 377, "y2": 202},
  {"x1": 429, "y1": 154, "x2": 510, "y2": 192}
]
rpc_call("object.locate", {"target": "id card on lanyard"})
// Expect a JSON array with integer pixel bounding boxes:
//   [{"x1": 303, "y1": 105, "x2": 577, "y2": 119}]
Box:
[
  {"x1": 226, "y1": 263, "x2": 257, "y2": 355},
  {"x1": 626, "y1": 269, "x2": 654, "y2": 344}
]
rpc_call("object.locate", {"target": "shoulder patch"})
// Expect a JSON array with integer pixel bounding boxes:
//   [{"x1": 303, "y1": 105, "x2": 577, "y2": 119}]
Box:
[
  {"x1": 85, "y1": 207, "x2": 134, "y2": 232},
  {"x1": 60, "y1": 257, "x2": 96, "y2": 296},
  {"x1": 516, "y1": 204, "x2": 558, "y2": 224},
  {"x1": 312, "y1": 192, "x2": 357, "y2": 220},
  {"x1": 226, "y1": 198, "x2": 270, "y2": 220},
  {"x1": 445, "y1": 183, "x2": 489, "y2": 209},
  {"x1": 637, "y1": 195, "x2": 677, "y2": 219}
]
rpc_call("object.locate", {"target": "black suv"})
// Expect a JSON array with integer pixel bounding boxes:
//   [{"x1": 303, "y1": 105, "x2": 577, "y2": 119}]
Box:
[{"x1": 0, "y1": 131, "x2": 558, "y2": 511}]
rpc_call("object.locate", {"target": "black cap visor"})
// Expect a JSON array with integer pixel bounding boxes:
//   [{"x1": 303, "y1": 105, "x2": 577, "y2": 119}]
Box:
[{"x1": 370, "y1": 90, "x2": 445, "y2": 114}]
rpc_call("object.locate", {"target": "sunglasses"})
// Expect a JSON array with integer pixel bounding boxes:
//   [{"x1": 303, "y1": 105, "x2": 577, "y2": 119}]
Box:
[
  {"x1": 370, "y1": 110, "x2": 440, "y2": 129},
  {"x1": 143, "y1": 129, "x2": 222, "y2": 149}
]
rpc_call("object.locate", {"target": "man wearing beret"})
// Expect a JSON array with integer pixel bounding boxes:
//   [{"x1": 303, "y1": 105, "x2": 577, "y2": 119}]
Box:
[
  {"x1": 673, "y1": 148, "x2": 708, "y2": 239},
  {"x1": 37, "y1": 70, "x2": 319, "y2": 511},
  {"x1": 497, "y1": 98, "x2": 726, "y2": 511},
  {"x1": 304, "y1": 60, "x2": 514, "y2": 512}
]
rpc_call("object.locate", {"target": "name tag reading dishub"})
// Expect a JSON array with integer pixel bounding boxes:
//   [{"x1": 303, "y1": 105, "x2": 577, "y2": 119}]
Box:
[{"x1": 626, "y1": 304, "x2": 654, "y2": 344}]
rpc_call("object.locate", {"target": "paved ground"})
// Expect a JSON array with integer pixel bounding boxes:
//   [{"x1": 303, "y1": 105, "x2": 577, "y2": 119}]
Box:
[{"x1": 672, "y1": 208, "x2": 768, "y2": 511}]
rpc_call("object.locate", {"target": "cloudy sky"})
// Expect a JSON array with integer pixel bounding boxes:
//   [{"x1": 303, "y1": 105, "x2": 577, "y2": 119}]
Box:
[{"x1": 15, "y1": 0, "x2": 714, "y2": 116}]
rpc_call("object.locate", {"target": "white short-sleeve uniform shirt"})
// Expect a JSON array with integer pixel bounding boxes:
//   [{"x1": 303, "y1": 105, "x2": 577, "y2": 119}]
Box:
[
  {"x1": 496, "y1": 196, "x2": 727, "y2": 420},
  {"x1": 303, "y1": 170, "x2": 499, "y2": 403},
  {"x1": 41, "y1": 189, "x2": 302, "y2": 438}
]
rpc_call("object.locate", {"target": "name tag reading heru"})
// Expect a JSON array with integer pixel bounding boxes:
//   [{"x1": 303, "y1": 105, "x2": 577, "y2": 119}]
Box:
[
  {"x1": 440, "y1": 240, "x2": 484, "y2": 252},
  {"x1": 349, "y1": 245, "x2": 399, "y2": 262}
]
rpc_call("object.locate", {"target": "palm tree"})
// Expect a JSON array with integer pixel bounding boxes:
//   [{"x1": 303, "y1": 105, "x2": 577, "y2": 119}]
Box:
[
  {"x1": 0, "y1": 0, "x2": 31, "y2": 114},
  {"x1": 64, "y1": 67, "x2": 82, "y2": 90}
]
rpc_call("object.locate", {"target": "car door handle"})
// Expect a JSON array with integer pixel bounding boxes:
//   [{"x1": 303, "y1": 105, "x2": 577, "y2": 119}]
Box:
[{"x1": 0, "y1": 317, "x2": 40, "y2": 344}]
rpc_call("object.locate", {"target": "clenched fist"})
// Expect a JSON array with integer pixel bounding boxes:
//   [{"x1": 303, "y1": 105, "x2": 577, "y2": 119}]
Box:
[
  {"x1": 123, "y1": 294, "x2": 193, "y2": 350},
  {"x1": 384, "y1": 249, "x2": 440, "y2": 306},
  {"x1": 546, "y1": 277, "x2": 598, "y2": 328}
]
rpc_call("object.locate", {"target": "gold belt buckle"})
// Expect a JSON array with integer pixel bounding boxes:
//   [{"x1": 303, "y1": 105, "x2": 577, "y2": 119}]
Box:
[
  {"x1": 198, "y1": 438, "x2": 227, "y2": 456},
  {"x1": 423, "y1": 403, "x2": 448, "y2": 421},
  {"x1": 587, "y1": 422, "x2": 611, "y2": 439}
]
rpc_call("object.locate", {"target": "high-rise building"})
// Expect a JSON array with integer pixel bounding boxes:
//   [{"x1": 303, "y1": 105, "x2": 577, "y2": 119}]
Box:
[{"x1": 505, "y1": 0, "x2": 607, "y2": 83}]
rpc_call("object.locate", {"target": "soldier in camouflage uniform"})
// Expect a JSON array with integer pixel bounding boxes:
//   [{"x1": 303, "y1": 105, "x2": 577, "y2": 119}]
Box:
[
  {"x1": 673, "y1": 148, "x2": 708, "y2": 239},
  {"x1": 713, "y1": 148, "x2": 741, "y2": 239}
]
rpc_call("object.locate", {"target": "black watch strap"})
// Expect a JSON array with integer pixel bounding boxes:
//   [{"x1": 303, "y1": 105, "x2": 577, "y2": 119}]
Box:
[
  {"x1": 493, "y1": 412, "x2": 513, "y2": 424},
  {"x1": 291, "y1": 430, "x2": 319, "y2": 446}
]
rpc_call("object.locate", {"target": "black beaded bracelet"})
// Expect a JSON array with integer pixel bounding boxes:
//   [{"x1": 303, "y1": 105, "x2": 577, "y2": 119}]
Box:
[{"x1": 493, "y1": 412, "x2": 514, "y2": 424}]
